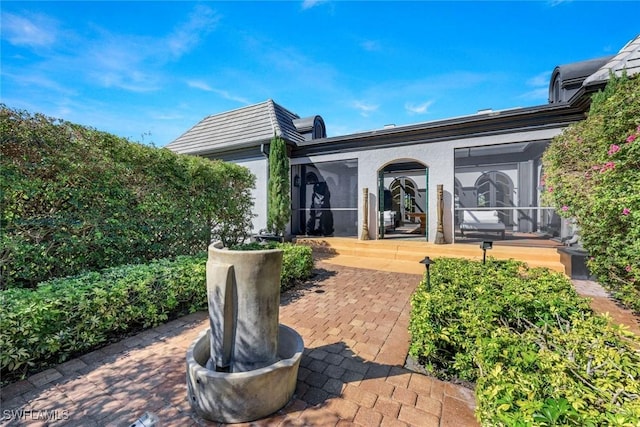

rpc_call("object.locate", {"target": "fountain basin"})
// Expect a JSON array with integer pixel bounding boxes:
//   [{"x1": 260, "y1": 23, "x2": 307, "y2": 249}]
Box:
[{"x1": 186, "y1": 324, "x2": 304, "y2": 423}]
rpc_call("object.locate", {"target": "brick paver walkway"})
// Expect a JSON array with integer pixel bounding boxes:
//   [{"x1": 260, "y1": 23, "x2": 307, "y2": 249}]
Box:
[
  {"x1": 572, "y1": 279, "x2": 640, "y2": 336},
  {"x1": 0, "y1": 261, "x2": 478, "y2": 426}
]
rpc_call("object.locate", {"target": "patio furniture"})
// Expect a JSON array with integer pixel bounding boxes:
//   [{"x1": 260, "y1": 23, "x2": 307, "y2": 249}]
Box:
[
  {"x1": 383, "y1": 210, "x2": 396, "y2": 231},
  {"x1": 460, "y1": 210, "x2": 506, "y2": 239},
  {"x1": 406, "y1": 212, "x2": 426, "y2": 234}
]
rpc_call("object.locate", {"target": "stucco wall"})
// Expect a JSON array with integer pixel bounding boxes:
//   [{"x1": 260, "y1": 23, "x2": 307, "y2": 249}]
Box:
[{"x1": 234, "y1": 157, "x2": 269, "y2": 233}]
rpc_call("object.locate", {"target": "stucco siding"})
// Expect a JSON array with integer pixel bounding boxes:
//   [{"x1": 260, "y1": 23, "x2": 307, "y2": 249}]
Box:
[{"x1": 234, "y1": 157, "x2": 269, "y2": 233}]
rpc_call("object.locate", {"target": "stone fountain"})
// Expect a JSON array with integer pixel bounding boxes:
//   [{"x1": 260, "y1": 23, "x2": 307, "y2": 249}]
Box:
[{"x1": 186, "y1": 242, "x2": 304, "y2": 423}]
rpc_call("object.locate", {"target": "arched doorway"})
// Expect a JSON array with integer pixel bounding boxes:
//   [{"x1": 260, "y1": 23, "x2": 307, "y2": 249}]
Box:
[
  {"x1": 377, "y1": 160, "x2": 429, "y2": 239},
  {"x1": 475, "y1": 171, "x2": 514, "y2": 226},
  {"x1": 390, "y1": 177, "x2": 419, "y2": 223}
]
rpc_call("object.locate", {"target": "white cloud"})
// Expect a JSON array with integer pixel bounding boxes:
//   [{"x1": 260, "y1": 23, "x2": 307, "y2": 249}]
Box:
[
  {"x1": 1, "y1": 12, "x2": 57, "y2": 47},
  {"x1": 187, "y1": 80, "x2": 213, "y2": 91},
  {"x1": 3, "y1": 70, "x2": 75, "y2": 95},
  {"x1": 352, "y1": 100, "x2": 379, "y2": 117},
  {"x1": 187, "y1": 80, "x2": 251, "y2": 105},
  {"x1": 67, "y1": 4, "x2": 219, "y2": 93},
  {"x1": 165, "y1": 5, "x2": 220, "y2": 59},
  {"x1": 519, "y1": 87, "x2": 549, "y2": 101},
  {"x1": 2, "y1": 6, "x2": 218, "y2": 95},
  {"x1": 361, "y1": 40, "x2": 381, "y2": 52},
  {"x1": 84, "y1": 35, "x2": 162, "y2": 92},
  {"x1": 96, "y1": 71, "x2": 160, "y2": 93},
  {"x1": 548, "y1": 0, "x2": 573, "y2": 6},
  {"x1": 527, "y1": 71, "x2": 550, "y2": 87},
  {"x1": 151, "y1": 112, "x2": 184, "y2": 121},
  {"x1": 520, "y1": 71, "x2": 550, "y2": 102},
  {"x1": 211, "y1": 89, "x2": 251, "y2": 105},
  {"x1": 301, "y1": 0, "x2": 327, "y2": 10},
  {"x1": 405, "y1": 100, "x2": 434, "y2": 115},
  {"x1": 186, "y1": 80, "x2": 251, "y2": 104}
]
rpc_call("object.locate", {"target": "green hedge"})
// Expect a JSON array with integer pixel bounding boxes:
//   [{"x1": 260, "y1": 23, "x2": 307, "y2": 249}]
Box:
[
  {"x1": 409, "y1": 257, "x2": 640, "y2": 426},
  {"x1": 0, "y1": 244, "x2": 313, "y2": 384},
  {"x1": 0, "y1": 255, "x2": 207, "y2": 380},
  {"x1": 0, "y1": 105, "x2": 255, "y2": 289},
  {"x1": 279, "y1": 243, "x2": 314, "y2": 291}
]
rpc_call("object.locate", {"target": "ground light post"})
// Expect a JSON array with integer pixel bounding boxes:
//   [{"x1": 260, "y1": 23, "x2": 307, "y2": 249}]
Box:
[
  {"x1": 480, "y1": 241, "x2": 493, "y2": 264},
  {"x1": 419, "y1": 256, "x2": 435, "y2": 290}
]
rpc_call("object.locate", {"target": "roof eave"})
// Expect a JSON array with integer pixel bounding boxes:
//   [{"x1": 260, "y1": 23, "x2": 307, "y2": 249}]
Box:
[{"x1": 292, "y1": 103, "x2": 586, "y2": 157}]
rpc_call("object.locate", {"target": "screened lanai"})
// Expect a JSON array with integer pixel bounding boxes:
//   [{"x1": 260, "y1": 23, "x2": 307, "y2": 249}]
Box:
[{"x1": 453, "y1": 141, "x2": 565, "y2": 244}]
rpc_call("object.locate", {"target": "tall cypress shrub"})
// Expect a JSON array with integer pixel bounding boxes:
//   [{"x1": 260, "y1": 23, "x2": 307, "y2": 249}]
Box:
[{"x1": 266, "y1": 135, "x2": 290, "y2": 236}]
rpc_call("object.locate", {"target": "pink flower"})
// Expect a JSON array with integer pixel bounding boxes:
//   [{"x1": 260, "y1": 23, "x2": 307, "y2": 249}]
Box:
[
  {"x1": 592, "y1": 165, "x2": 600, "y2": 170},
  {"x1": 628, "y1": 134, "x2": 637, "y2": 143},
  {"x1": 600, "y1": 161, "x2": 615, "y2": 173},
  {"x1": 622, "y1": 208, "x2": 631, "y2": 216},
  {"x1": 625, "y1": 265, "x2": 632, "y2": 272},
  {"x1": 608, "y1": 144, "x2": 620, "y2": 155},
  {"x1": 548, "y1": 186, "x2": 553, "y2": 193},
  {"x1": 562, "y1": 205, "x2": 569, "y2": 212}
]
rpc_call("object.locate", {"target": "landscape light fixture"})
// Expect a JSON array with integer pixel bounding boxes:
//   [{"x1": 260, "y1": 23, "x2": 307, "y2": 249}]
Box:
[
  {"x1": 419, "y1": 256, "x2": 435, "y2": 290},
  {"x1": 480, "y1": 241, "x2": 493, "y2": 264}
]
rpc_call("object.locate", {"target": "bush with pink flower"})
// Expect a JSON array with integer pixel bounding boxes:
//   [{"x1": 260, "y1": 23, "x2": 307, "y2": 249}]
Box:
[{"x1": 542, "y1": 73, "x2": 640, "y2": 313}]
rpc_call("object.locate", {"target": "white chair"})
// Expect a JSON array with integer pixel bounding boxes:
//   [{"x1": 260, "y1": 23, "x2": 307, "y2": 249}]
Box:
[{"x1": 383, "y1": 211, "x2": 396, "y2": 231}]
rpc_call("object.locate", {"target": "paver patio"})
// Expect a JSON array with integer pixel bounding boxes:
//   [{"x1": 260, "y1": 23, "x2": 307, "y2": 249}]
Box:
[{"x1": 0, "y1": 261, "x2": 478, "y2": 426}]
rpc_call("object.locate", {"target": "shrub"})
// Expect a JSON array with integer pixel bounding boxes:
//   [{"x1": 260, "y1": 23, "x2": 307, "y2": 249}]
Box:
[
  {"x1": 475, "y1": 315, "x2": 640, "y2": 426},
  {"x1": 0, "y1": 105, "x2": 255, "y2": 289},
  {"x1": 0, "y1": 255, "x2": 207, "y2": 381},
  {"x1": 0, "y1": 244, "x2": 312, "y2": 383},
  {"x1": 279, "y1": 243, "x2": 314, "y2": 291},
  {"x1": 541, "y1": 74, "x2": 640, "y2": 312},
  {"x1": 409, "y1": 257, "x2": 640, "y2": 426}
]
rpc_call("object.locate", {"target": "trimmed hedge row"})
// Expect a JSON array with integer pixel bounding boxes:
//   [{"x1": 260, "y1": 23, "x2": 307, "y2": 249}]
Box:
[
  {"x1": 0, "y1": 243, "x2": 313, "y2": 384},
  {"x1": 409, "y1": 257, "x2": 640, "y2": 426},
  {"x1": 1, "y1": 105, "x2": 255, "y2": 289}
]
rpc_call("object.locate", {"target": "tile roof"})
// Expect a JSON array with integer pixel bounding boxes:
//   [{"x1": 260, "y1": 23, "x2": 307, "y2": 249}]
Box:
[
  {"x1": 165, "y1": 99, "x2": 304, "y2": 155},
  {"x1": 584, "y1": 34, "x2": 640, "y2": 86}
]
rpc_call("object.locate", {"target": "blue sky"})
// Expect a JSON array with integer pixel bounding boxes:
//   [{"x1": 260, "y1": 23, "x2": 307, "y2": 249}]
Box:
[{"x1": 1, "y1": 1, "x2": 638, "y2": 147}]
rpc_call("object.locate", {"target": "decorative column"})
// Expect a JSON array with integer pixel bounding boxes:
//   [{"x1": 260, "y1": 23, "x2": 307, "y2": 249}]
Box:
[
  {"x1": 435, "y1": 184, "x2": 446, "y2": 244},
  {"x1": 360, "y1": 187, "x2": 370, "y2": 240}
]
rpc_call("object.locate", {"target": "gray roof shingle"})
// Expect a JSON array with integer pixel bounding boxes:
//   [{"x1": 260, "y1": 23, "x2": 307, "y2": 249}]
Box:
[
  {"x1": 165, "y1": 99, "x2": 304, "y2": 155},
  {"x1": 584, "y1": 34, "x2": 640, "y2": 86}
]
